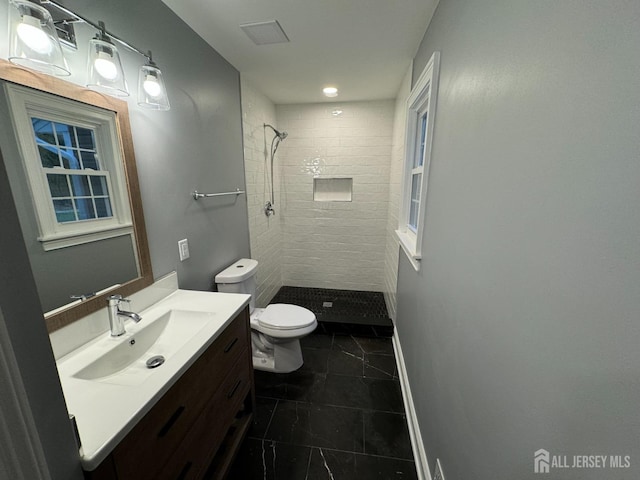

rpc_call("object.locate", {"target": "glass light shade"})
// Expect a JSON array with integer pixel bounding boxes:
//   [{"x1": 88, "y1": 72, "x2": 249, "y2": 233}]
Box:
[
  {"x1": 86, "y1": 38, "x2": 129, "y2": 97},
  {"x1": 8, "y1": 0, "x2": 70, "y2": 76},
  {"x1": 137, "y1": 64, "x2": 170, "y2": 110}
]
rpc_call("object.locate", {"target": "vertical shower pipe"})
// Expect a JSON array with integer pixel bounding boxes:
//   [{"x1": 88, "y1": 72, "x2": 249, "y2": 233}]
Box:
[{"x1": 263, "y1": 124, "x2": 287, "y2": 216}]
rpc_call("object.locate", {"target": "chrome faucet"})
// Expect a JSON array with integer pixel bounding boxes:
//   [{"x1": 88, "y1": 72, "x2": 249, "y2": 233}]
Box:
[{"x1": 107, "y1": 294, "x2": 142, "y2": 336}]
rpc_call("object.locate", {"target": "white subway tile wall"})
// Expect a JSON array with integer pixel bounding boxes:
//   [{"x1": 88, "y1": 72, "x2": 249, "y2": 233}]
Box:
[
  {"x1": 240, "y1": 78, "x2": 283, "y2": 307},
  {"x1": 383, "y1": 68, "x2": 412, "y2": 320},
  {"x1": 241, "y1": 83, "x2": 407, "y2": 315},
  {"x1": 276, "y1": 101, "x2": 395, "y2": 292}
]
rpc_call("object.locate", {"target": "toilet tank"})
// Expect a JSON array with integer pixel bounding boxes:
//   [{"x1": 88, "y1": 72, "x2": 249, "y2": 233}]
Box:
[{"x1": 214, "y1": 258, "x2": 258, "y2": 313}]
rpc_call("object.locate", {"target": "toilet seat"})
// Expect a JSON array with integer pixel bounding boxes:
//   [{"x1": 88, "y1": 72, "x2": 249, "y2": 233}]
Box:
[
  {"x1": 257, "y1": 304, "x2": 316, "y2": 330},
  {"x1": 250, "y1": 304, "x2": 317, "y2": 340}
]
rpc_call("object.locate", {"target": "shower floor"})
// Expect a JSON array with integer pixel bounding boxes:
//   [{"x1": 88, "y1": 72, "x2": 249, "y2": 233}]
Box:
[{"x1": 269, "y1": 286, "x2": 393, "y2": 337}]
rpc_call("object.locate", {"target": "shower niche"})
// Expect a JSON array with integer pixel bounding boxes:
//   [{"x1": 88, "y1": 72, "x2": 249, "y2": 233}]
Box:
[{"x1": 313, "y1": 177, "x2": 353, "y2": 202}]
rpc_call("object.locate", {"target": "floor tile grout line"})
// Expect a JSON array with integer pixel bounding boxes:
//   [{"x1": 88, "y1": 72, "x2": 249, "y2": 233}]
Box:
[
  {"x1": 362, "y1": 408, "x2": 366, "y2": 456},
  {"x1": 251, "y1": 438, "x2": 417, "y2": 463},
  {"x1": 302, "y1": 344, "x2": 396, "y2": 357},
  {"x1": 350, "y1": 335, "x2": 367, "y2": 355},
  {"x1": 303, "y1": 447, "x2": 313, "y2": 480},
  {"x1": 256, "y1": 395, "x2": 409, "y2": 415},
  {"x1": 256, "y1": 369, "x2": 399, "y2": 384},
  {"x1": 261, "y1": 398, "x2": 279, "y2": 440},
  {"x1": 362, "y1": 358, "x2": 395, "y2": 378}
]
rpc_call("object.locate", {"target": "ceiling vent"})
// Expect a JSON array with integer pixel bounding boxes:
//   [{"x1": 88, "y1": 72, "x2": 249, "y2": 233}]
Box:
[{"x1": 240, "y1": 20, "x2": 290, "y2": 45}]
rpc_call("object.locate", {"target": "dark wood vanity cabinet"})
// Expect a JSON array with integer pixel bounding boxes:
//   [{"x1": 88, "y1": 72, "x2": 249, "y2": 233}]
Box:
[{"x1": 84, "y1": 307, "x2": 255, "y2": 480}]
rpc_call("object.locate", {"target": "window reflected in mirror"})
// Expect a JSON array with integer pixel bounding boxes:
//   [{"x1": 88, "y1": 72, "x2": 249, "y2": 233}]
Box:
[{"x1": 0, "y1": 59, "x2": 153, "y2": 332}]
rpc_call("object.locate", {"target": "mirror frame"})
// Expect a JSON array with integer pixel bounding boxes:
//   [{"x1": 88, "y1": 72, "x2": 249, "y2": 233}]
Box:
[{"x1": 0, "y1": 59, "x2": 153, "y2": 333}]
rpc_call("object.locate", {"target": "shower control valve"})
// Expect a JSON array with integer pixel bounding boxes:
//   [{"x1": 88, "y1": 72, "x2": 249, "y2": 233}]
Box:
[{"x1": 264, "y1": 201, "x2": 275, "y2": 216}]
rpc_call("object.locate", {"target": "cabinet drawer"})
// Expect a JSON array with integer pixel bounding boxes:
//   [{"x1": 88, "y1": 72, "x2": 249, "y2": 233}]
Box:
[
  {"x1": 161, "y1": 348, "x2": 252, "y2": 480},
  {"x1": 111, "y1": 311, "x2": 249, "y2": 479}
]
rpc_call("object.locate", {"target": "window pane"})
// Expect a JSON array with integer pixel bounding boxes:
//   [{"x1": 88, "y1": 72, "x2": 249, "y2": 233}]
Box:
[
  {"x1": 90, "y1": 176, "x2": 108, "y2": 195},
  {"x1": 70, "y1": 175, "x2": 91, "y2": 196},
  {"x1": 81, "y1": 151, "x2": 99, "y2": 170},
  {"x1": 30, "y1": 116, "x2": 108, "y2": 226},
  {"x1": 409, "y1": 201, "x2": 420, "y2": 231},
  {"x1": 31, "y1": 119, "x2": 98, "y2": 172},
  {"x1": 52, "y1": 199, "x2": 76, "y2": 223},
  {"x1": 32, "y1": 118, "x2": 56, "y2": 145},
  {"x1": 419, "y1": 113, "x2": 427, "y2": 165},
  {"x1": 74, "y1": 198, "x2": 96, "y2": 220},
  {"x1": 60, "y1": 148, "x2": 81, "y2": 170},
  {"x1": 38, "y1": 146, "x2": 61, "y2": 168},
  {"x1": 94, "y1": 198, "x2": 113, "y2": 218},
  {"x1": 409, "y1": 173, "x2": 421, "y2": 230},
  {"x1": 76, "y1": 127, "x2": 95, "y2": 150},
  {"x1": 53, "y1": 122, "x2": 76, "y2": 148},
  {"x1": 47, "y1": 174, "x2": 70, "y2": 198},
  {"x1": 414, "y1": 113, "x2": 428, "y2": 168},
  {"x1": 411, "y1": 173, "x2": 421, "y2": 201}
]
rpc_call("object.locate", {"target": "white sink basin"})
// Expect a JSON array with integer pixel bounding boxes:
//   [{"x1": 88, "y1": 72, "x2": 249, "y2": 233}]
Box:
[
  {"x1": 71, "y1": 309, "x2": 213, "y2": 385},
  {"x1": 55, "y1": 288, "x2": 251, "y2": 470}
]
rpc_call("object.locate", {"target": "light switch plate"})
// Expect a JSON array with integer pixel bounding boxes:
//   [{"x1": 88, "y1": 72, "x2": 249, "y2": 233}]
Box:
[{"x1": 178, "y1": 239, "x2": 190, "y2": 261}]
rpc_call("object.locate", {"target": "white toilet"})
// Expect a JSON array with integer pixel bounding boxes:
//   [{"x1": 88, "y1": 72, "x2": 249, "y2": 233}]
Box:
[{"x1": 215, "y1": 258, "x2": 317, "y2": 373}]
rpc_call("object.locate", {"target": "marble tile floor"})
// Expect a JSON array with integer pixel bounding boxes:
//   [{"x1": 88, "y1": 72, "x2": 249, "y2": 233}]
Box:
[{"x1": 226, "y1": 332, "x2": 417, "y2": 479}]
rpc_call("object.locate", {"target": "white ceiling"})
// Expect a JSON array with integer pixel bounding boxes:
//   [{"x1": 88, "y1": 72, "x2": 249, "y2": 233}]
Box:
[{"x1": 162, "y1": 0, "x2": 439, "y2": 104}]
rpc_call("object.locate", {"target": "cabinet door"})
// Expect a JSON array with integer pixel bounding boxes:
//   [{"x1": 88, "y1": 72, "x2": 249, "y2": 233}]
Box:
[
  {"x1": 161, "y1": 347, "x2": 253, "y2": 479},
  {"x1": 110, "y1": 312, "x2": 248, "y2": 479}
]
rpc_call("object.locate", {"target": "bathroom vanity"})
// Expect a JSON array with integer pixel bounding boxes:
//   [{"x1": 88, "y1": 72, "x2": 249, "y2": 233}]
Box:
[
  {"x1": 86, "y1": 308, "x2": 252, "y2": 479},
  {"x1": 54, "y1": 285, "x2": 254, "y2": 480}
]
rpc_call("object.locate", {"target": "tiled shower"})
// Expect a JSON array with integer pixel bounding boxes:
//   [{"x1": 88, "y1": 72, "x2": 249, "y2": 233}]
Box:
[{"x1": 241, "y1": 75, "x2": 410, "y2": 319}]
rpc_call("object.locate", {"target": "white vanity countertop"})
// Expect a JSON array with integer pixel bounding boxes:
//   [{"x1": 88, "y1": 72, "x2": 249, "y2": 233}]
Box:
[{"x1": 55, "y1": 289, "x2": 250, "y2": 471}]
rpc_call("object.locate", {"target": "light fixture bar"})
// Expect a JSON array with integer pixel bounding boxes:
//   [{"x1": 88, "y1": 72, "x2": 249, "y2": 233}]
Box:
[
  {"x1": 41, "y1": 0, "x2": 150, "y2": 61},
  {"x1": 29, "y1": 0, "x2": 169, "y2": 109}
]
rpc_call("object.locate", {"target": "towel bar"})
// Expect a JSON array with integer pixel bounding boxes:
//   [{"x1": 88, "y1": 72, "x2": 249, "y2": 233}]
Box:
[{"x1": 192, "y1": 188, "x2": 245, "y2": 200}]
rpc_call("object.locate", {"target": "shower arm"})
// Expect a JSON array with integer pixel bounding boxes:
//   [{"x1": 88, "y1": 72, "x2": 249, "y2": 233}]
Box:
[{"x1": 264, "y1": 123, "x2": 287, "y2": 140}]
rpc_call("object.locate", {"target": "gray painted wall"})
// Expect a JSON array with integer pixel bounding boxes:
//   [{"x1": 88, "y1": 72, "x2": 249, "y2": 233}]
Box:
[
  {"x1": 397, "y1": 0, "x2": 640, "y2": 478},
  {"x1": 0, "y1": 151, "x2": 83, "y2": 479},
  {"x1": 0, "y1": 0, "x2": 250, "y2": 475},
  {"x1": 0, "y1": 0, "x2": 251, "y2": 295}
]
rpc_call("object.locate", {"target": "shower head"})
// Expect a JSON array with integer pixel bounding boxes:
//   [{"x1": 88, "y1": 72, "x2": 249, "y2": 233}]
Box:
[{"x1": 264, "y1": 123, "x2": 288, "y2": 141}]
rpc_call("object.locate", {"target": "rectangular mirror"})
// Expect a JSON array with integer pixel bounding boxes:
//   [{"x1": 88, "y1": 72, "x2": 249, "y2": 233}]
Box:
[{"x1": 0, "y1": 59, "x2": 153, "y2": 332}]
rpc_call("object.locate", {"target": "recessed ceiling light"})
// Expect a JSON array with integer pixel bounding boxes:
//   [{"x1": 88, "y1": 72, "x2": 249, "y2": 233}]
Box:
[
  {"x1": 323, "y1": 87, "x2": 338, "y2": 97},
  {"x1": 240, "y1": 20, "x2": 289, "y2": 45}
]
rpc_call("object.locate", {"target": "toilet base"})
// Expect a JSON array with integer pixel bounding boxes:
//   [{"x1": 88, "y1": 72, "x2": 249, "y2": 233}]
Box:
[{"x1": 251, "y1": 332, "x2": 304, "y2": 373}]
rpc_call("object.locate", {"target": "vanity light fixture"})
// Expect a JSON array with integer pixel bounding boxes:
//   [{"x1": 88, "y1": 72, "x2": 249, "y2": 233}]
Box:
[
  {"x1": 87, "y1": 21, "x2": 129, "y2": 96},
  {"x1": 8, "y1": 0, "x2": 70, "y2": 75},
  {"x1": 6, "y1": 0, "x2": 171, "y2": 109},
  {"x1": 323, "y1": 86, "x2": 338, "y2": 98},
  {"x1": 137, "y1": 51, "x2": 170, "y2": 110}
]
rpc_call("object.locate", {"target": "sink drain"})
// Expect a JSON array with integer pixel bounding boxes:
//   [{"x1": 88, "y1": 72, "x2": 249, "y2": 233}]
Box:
[{"x1": 146, "y1": 355, "x2": 165, "y2": 369}]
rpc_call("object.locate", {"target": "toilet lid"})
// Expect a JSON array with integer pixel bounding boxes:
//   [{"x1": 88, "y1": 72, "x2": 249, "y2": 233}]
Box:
[{"x1": 259, "y1": 304, "x2": 316, "y2": 330}]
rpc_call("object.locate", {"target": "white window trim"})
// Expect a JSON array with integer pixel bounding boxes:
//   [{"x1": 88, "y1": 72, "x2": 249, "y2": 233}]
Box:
[
  {"x1": 396, "y1": 51, "x2": 440, "y2": 271},
  {"x1": 5, "y1": 84, "x2": 133, "y2": 251}
]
